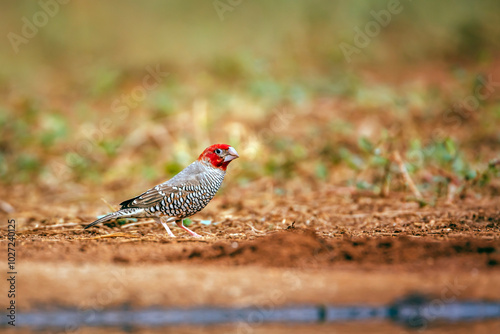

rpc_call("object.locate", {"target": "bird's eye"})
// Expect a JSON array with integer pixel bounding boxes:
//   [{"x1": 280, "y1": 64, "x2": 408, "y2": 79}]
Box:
[{"x1": 215, "y1": 148, "x2": 222, "y2": 155}]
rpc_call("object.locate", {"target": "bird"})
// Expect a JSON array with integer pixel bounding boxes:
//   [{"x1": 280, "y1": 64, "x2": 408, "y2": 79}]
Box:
[{"x1": 84, "y1": 144, "x2": 239, "y2": 237}]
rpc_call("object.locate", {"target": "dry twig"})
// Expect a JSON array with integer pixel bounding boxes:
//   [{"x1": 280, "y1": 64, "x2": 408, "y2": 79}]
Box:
[
  {"x1": 393, "y1": 151, "x2": 423, "y2": 200},
  {"x1": 246, "y1": 223, "x2": 265, "y2": 235},
  {"x1": 101, "y1": 198, "x2": 118, "y2": 212},
  {"x1": 0, "y1": 200, "x2": 15, "y2": 213},
  {"x1": 90, "y1": 232, "x2": 139, "y2": 239}
]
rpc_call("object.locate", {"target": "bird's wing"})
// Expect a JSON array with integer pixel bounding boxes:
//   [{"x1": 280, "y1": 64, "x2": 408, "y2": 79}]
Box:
[
  {"x1": 119, "y1": 183, "x2": 181, "y2": 209},
  {"x1": 119, "y1": 162, "x2": 206, "y2": 209}
]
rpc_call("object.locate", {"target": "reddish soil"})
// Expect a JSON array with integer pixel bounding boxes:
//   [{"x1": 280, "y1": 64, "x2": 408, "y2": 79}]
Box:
[
  {"x1": 1, "y1": 187, "x2": 499, "y2": 313},
  {"x1": 16, "y1": 227, "x2": 500, "y2": 270}
]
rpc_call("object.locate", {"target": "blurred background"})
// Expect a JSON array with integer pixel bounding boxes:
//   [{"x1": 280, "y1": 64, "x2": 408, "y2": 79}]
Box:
[
  {"x1": 2, "y1": 2, "x2": 500, "y2": 332},
  {"x1": 1, "y1": 0, "x2": 500, "y2": 199}
]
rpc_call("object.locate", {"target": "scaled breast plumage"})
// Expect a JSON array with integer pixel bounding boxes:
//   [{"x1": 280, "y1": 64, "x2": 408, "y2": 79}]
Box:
[{"x1": 120, "y1": 161, "x2": 226, "y2": 218}]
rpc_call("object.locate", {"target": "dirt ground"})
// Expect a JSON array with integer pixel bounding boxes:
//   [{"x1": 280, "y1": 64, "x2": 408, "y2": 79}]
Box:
[{"x1": 1, "y1": 185, "x2": 499, "y2": 314}]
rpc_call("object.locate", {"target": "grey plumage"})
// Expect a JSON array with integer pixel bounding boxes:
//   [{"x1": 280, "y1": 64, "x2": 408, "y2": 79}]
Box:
[
  {"x1": 83, "y1": 145, "x2": 237, "y2": 238},
  {"x1": 119, "y1": 160, "x2": 225, "y2": 218}
]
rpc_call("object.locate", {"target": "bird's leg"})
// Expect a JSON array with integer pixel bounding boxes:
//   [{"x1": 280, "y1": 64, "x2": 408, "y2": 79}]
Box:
[
  {"x1": 155, "y1": 217, "x2": 176, "y2": 237},
  {"x1": 176, "y1": 219, "x2": 201, "y2": 238}
]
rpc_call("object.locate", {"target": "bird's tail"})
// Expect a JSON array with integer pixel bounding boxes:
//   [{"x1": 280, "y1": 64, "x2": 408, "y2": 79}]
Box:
[{"x1": 84, "y1": 208, "x2": 144, "y2": 229}]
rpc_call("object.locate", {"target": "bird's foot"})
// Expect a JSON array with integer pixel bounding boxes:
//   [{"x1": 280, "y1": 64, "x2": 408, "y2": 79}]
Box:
[
  {"x1": 176, "y1": 220, "x2": 202, "y2": 238},
  {"x1": 157, "y1": 217, "x2": 177, "y2": 237}
]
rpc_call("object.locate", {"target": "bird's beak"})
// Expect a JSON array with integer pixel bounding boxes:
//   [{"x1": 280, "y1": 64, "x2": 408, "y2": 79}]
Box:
[{"x1": 224, "y1": 147, "x2": 239, "y2": 162}]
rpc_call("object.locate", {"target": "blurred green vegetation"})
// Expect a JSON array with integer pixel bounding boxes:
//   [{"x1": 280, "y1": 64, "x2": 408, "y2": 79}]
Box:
[{"x1": 0, "y1": 1, "x2": 499, "y2": 201}]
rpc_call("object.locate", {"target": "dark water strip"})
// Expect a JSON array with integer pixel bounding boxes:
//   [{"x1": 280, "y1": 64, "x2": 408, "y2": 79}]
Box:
[{"x1": 11, "y1": 300, "x2": 500, "y2": 329}]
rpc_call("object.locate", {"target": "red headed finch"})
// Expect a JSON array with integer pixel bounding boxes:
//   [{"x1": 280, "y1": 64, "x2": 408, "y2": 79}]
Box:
[{"x1": 84, "y1": 144, "x2": 239, "y2": 237}]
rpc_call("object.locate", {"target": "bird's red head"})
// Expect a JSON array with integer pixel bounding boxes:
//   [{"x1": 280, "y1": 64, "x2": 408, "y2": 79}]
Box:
[{"x1": 198, "y1": 144, "x2": 239, "y2": 171}]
